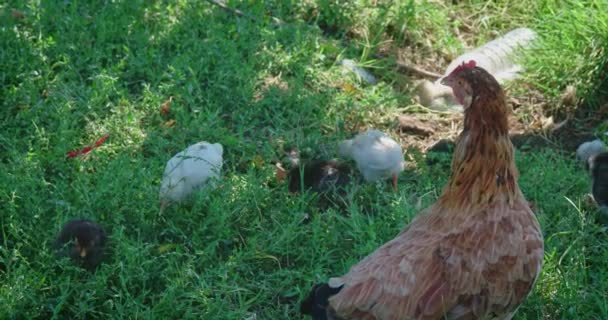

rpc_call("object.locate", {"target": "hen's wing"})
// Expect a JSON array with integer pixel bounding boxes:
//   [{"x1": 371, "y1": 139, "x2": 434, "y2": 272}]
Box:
[{"x1": 328, "y1": 200, "x2": 543, "y2": 320}]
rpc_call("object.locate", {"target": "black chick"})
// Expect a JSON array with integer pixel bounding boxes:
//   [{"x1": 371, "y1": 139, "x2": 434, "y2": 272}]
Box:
[
  {"x1": 54, "y1": 219, "x2": 107, "y2": 270},
  {"x1": 589, "y1": 152, "x2": 608, "y2": 223},
  {"x1": 287, "y1": 160, "x2": 352, "y2": 208},
  {"x1": 589, "y1": 152, "x2": 608, "y2": 206},
  {"x1": 300, "y1": 283, "x2": 342, "y2": 319},
  {"x1": 288, "y1": 160, "x2": 351, "y2": 192}
]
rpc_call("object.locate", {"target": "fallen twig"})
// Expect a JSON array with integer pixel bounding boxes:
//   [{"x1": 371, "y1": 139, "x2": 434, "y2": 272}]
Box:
[
  {"x1": 396, "y1": 104, "x2": 456, "y2": 116},
  {"x1": 396, "y1": 61, "x2": 443, "y2": 79},
  {"x1": 205, "y1": 0, "x2": 256, "y2": 21},
  {"x1": 205, "y1": 0, "x2": 284, "y2": 25}
]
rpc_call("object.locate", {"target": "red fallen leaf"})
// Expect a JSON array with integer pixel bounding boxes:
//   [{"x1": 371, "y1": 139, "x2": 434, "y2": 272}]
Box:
[
  {"x1": 66, "y1": 134, "x2": 109, "y2": 158},
  {"x1": 66, "y1": 150, "x2": 81, "y2": 158},
  {"x1": 93, "y1": 134, "x2": 109, "y2": 147}
]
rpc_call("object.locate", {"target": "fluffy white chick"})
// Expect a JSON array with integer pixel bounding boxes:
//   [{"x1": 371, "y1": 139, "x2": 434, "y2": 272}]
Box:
[
  {"x1": 159, "y1": 141, "x2": 223, "y2": 212},
  {"x1": 576, "y1": 139, "x2": 606, "y2": 165},
  {"x1": 339, "y1": 129, "x2": 404, "y2": 191}
]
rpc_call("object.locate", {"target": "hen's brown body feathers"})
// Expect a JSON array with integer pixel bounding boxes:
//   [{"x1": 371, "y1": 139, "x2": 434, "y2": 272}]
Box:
[
  {"x1": 306, "y1": 65, "x2": 543, "y2": 320},
  {"x1": 328, "y1": 199, "x2": 541, "y2": 320}
]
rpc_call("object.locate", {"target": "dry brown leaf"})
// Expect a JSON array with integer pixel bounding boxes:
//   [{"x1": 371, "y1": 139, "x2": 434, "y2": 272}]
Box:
[
  {"x1": 596, "y1": 105, "x2": 608, "y2": 117},
  {"x1": 584, "y1": 193, "x2": 596, "y2": 207},
  {"x1": 11, "y1": 9, "x2": 25, "y2": 20},
  {"x1": 341, "y1": 83, "x2": 358, "y2": 94},
  {"x1": 541, "y1": 116, "x2": 554, "y2": 130},
  {"x1": 275, "y1": 163, "x2": 287, "y2": 182},
  {"x1": 160, "y1": 96, "x2": 173, "y2": 116},
  {"x1": 560, "y1": 85, "x2": 576, "y2": 107},
  {"x1": 158, "y1": 243, "x2": 177, "y2": 254},
  {"x1": 252, "y1": 154, "x2": 264, "y2": 168},
  {"x1": 162, "y1": 119, "x2": 176, "y2": 128}
]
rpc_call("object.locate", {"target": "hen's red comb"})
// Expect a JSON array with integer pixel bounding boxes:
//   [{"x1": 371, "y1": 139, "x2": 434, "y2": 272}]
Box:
[{"x1": 450, "y1": 60, "x2": 477, "y2": 76}]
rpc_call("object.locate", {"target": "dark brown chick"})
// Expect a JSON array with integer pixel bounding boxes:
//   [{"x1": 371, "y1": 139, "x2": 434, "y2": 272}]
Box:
[
  {"x1": 54, "y1": 219, "x2": 107, "y2": 271},
  {"x1": 288, "y1": 160, "x2": 352, "y2": 193},
  {"x1": 279, "y1": 159, "x2": 353, "y2": 211},
  {"x1": 301, "y1": 61, "x2": 544, "y2": 320}
]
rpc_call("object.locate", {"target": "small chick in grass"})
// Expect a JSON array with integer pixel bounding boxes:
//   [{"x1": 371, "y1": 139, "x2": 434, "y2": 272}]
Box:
[
  {"x1": 286, "y1": 160, "x2": 351, "y2": 193},
  {"x1": 276, "y1": 158, "x2": 352, "y2": 209},
  {"x1": 54, "y1": 219, "x2": 107, "y2": 270},
  {"x1": 159, "y1": 141, "x2": 223, "y2": 213},
  {"x1": 588, "y1": 152, "x2": 608, "y2": 218},
  {"x1": 339, "y1": 129, "x2": 404, "y2": 191}
]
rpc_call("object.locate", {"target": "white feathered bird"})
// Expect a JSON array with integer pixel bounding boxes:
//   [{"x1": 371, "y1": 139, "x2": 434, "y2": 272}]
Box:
[
  {"x1": 159, "y1": 141, "x2": 223, "y2": 212},
  {"x1": 416, "y1": 27, "x2": 537, "y2": 111},
  {"x1": 576, "y1": 139, "x2": 606, "y2": 164},
  {"x1": 339, "y1": 129, "x2": 404, "y2": 191}
]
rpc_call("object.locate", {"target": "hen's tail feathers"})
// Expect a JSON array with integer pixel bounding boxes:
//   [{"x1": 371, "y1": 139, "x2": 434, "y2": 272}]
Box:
[{"x1": 300, "y1": 283, "x2": 343, "y2": 319}]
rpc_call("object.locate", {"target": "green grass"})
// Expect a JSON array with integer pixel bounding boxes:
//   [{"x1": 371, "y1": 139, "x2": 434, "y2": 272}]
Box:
[{"x1": 1, "y1": 0, "x2": 607, "y2": 319}]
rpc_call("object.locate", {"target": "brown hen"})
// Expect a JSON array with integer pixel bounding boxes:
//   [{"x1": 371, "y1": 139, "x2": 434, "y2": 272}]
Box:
[{"x1": 301, "y1": 61, "x2": 544, "y2": 320}]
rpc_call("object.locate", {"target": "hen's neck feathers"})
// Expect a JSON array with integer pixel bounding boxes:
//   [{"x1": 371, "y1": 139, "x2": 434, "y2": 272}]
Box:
[{"x1": 439, "y1": 81, "x2": 519, "y2": 209}]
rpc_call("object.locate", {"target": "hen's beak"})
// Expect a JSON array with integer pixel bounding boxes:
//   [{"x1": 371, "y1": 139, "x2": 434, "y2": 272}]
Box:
[
  {"x1": 440, "y1": 76, "x2": 450, "y2": 86},
  {"x1": 391, "y1": 174, "x2": 398, "y2": 192}
]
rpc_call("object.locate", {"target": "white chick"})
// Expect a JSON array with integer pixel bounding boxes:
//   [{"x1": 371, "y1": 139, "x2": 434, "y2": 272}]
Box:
[
  {"x1": 159, "y1": 141, "x2": 223, "y2": 212},
  {"x1": 576, "y1": 139, "x2": 606, "y2": 164},
  {"x1": 339, "y1": 129, "x2": 404, "y2": 191}
]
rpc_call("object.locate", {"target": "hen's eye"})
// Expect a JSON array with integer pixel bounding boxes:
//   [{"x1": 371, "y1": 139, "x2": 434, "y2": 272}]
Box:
[{"x1": 457, "y1": 80, "x2": 463, "y2": 86}]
